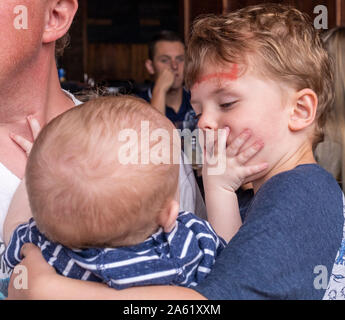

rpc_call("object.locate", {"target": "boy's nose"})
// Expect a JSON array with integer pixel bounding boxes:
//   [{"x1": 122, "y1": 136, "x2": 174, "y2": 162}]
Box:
[{"x1": 197, "y1": 112, "x2": 218, "y2": 131}]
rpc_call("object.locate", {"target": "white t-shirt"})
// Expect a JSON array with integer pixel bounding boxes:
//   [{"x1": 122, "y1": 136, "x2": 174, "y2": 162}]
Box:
[{"x1": 0, "y1": 163, "x2": 21, "y2": 242}]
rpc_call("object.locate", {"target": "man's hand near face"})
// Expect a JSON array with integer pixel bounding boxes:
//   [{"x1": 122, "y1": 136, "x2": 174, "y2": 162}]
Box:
[{"x1": 151, "y1": 68, "x2": 175, "y2": 114}]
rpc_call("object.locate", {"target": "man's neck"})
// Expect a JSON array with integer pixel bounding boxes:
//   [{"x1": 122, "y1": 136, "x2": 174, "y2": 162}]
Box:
[
  {"x1": 166, "y1": 87, "x2": 183, "y2": 113},
  {"x1": 0, "y1": 49, "x2": 75, "y2": 178},
  {"x1": 0, "y1": 55, "x2": 74, "y2": 129}
]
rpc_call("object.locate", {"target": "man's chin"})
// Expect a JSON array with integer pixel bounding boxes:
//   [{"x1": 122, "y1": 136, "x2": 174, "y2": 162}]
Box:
[{"x1": 171, "y1": 83, "x2": 184, "y2": 90}]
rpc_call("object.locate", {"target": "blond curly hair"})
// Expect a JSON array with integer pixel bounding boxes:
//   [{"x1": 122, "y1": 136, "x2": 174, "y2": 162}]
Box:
[{"x1": 185, "y1": 3, "x2": 334, "y2": 148}]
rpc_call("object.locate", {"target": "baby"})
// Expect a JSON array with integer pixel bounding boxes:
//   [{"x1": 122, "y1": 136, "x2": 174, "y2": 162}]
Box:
[{"x1": 4, "y1": 95, "x2": 264, "y2": 289}]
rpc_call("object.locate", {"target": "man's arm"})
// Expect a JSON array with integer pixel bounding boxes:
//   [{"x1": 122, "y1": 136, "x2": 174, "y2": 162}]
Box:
[
  {"x1": 7, "y1": 244, "x2": 206, "y2": 300},
  {"x1": 150, "y1": 68, "x2": 175, "y2": 114}
]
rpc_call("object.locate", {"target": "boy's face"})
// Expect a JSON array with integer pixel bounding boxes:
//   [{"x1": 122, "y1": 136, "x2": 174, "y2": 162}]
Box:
[{"x1": 190, "y1": 62, "x2": 294, "y2": 173}]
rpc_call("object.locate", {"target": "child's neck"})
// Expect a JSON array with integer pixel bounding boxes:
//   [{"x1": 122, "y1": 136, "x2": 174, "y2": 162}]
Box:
[{"x1": 252, "y1": 143, "x2": 316, "y2": 194}]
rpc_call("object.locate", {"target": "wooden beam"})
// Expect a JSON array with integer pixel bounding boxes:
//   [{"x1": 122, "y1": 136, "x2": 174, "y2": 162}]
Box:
[
  {"x1": 336, "y1": 0, "x2": 345, "y2": 26},
  {"x1": 184, "y1": 0, "x2": 191, "y2": 43}
]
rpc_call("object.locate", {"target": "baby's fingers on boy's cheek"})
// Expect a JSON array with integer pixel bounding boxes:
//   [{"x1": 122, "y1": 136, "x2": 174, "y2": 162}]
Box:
[
  {"x1": 244, "y1": 163, "x2": 269, "y2": 177},
  {"x1": 227, "y1": 129, "x2": 251, "y2": 157},
  {"x1": 217, "y1": 128, "x2": 228, "y2": 153},
  {"x1": 236, "y1": 140, "x2": 264, "y2": 164}
]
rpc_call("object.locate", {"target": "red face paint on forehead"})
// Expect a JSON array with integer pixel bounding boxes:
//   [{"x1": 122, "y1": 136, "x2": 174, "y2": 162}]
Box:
[{"x1": 192, "y1": 64, "x2": 239, "y2": 89}]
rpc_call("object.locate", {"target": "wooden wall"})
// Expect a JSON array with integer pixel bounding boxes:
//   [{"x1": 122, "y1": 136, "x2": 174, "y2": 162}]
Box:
[
  {"x1": 87, "y1": 43, "x2": 149, "y2": 83},
  {"x1": 63, "y1": 0, "x2": 345, "y2": 84}
]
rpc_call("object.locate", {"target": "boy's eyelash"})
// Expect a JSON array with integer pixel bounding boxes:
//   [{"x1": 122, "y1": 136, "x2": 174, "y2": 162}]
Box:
[
  {"x1": 193, "y1": 101, "x2": 237, "y2": 121},
  {"x1": 194, "y1": 113, "x2": 202, "y2": 121},
  {"x1": 219, "y1": 101, "x2": 237, "y2": 108}
]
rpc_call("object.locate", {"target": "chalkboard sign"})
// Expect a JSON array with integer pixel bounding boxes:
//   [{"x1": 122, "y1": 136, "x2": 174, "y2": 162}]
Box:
[{"x1": 87, "y1": 0, "x2": 180, "y2": 43}]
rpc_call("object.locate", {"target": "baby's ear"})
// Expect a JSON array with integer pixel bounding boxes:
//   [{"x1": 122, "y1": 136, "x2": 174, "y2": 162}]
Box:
[
  {"x1": 288, "y1": 89, "x2": 318, "y2": 132},
  {"x1": 157, "y1": 199, "x2": 179, "y2": 233}
]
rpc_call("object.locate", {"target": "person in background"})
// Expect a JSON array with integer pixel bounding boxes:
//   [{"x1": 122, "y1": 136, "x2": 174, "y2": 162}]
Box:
[
  {"x1": 138, "y1": 30, "x2": 197, "y2": 132},
  {"x1": 314, "y1": 27, "x2": 345, "y2": 191},
  {"x1": 138, "y1": 30, "x2": 205, "y2": 210}
]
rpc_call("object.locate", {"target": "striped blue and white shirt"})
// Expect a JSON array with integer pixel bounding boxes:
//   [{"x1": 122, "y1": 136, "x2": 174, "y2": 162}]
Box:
[{"x1": 4, "y1": 211, "x2": 225, "y2": 289}]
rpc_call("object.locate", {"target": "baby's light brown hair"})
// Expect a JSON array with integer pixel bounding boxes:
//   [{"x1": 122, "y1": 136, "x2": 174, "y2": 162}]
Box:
[
  {"x1": 26, "y1": 96, "x2": 179, "y2": 248},
  {"x1": 185, "y1": 3, "x2": 334, "y2": 148}
]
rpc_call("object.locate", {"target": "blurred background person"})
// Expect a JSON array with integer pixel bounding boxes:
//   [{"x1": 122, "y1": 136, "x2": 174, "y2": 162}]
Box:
[{"x1": 137, "y1": 30, "x2": 197, "y2": 132}]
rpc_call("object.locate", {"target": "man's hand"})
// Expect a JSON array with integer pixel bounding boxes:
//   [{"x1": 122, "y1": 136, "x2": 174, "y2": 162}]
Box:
[
  {"x1": 150, "y1": 68, "x2": 176, "y2": 114},
  {"x1": 7, "y1": 244, "x2": 57, "y2": 299},
  {"x1": 154, "y1": 68, "x2": 175, "y2": 93}
]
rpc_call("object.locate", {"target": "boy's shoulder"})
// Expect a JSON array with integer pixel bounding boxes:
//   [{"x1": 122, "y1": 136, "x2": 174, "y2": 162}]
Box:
[
  {"x1": 259, "y1": 163, "x2": 341, "y2": 198},
  {"x1": 247, "y1": 164, "x2": 343, "y2": 224}
]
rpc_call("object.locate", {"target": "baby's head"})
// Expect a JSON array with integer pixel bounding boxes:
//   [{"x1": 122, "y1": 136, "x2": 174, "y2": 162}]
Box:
[
  {"x1": 186, "y1": 4, "x2": 334, "y2": 172},
  {"x1": 26, "y1": 96, "x2": 180, "y2": 248}
]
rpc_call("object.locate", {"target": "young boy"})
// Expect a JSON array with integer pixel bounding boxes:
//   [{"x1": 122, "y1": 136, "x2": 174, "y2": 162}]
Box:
[
  {"x1": 7, "y1": 3, "x2": 345, "y2": 300},
  {"x1": 4, "y1": 95, "x2": 264, "y2": 289}
]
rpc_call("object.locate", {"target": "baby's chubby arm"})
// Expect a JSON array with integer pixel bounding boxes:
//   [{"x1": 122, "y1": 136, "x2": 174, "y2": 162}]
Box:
[
  {"x1": 202, "y1": 128, "x2": 268, "y2": 243},
  {"x1": 3, "y1": 116, "x2": 41, "y2": 246}
]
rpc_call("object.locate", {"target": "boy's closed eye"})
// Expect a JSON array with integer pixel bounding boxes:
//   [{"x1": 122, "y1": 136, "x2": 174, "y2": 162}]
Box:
[{"x1": 219, "y1": 100, "x2": 238, "y2": 109}]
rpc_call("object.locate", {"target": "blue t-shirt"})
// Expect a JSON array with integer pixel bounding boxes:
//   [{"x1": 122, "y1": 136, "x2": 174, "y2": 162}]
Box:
[
  {"x1": 195, "y1": 164, "x2": 344, "y2": 299},
  {"x1": 137, "y1": 85, "x2": 197, "y2": 131}
]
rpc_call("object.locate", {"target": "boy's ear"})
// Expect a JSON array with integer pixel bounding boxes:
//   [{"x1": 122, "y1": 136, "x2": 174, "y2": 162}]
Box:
[
  {"x1": 42, "y1": 0, "x2": 78, "y2": 44},
  {"x1": 157, "y1": 199, "x2": 179, "y2": 233},
  {"x1": 145, "y1": 59, "x2": 155, "y2": 75},
  {"x1": 288, "y1": 89, "x2": 318, "y2": 132}
]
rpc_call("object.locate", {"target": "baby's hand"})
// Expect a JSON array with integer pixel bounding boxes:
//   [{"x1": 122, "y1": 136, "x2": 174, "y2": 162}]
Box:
[
  {"x1": 202, "y1": 128, "x2": 268, "y2": 192},
  {"x1": 10, "y1": 116, "x2": 41, "y2": 157}
]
